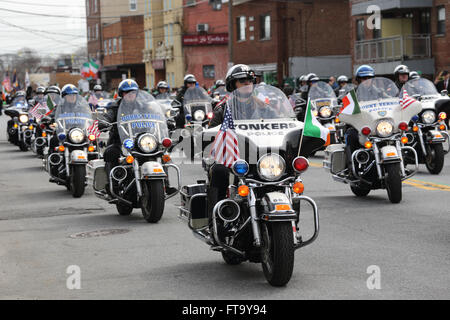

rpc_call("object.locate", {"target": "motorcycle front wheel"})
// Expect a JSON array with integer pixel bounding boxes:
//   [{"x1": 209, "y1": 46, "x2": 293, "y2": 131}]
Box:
[
  {"x1": 425, "y1": 143, "x2": 444, "y2": 175},
  {"x1": 140, "y1": 180, "x2": 165, "y2": 223},
  {"x1": 70, "y1": 165, "x2": 86, "y2": 198},
  {"x1": 384, "y1": 162, "x2": 402, "y2": 204},
  {"x1": 261, "y1": 222, "x2": 294, "y2": 287}
]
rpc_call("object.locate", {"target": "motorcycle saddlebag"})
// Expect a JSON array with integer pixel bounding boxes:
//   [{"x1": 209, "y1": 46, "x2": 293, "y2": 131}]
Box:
[
  {"x1": 323, "y1": 143, "x2": 346, "y2": 174},
  {"x1": 181, "y1": 184, "x2": 208, "y2": 229}
]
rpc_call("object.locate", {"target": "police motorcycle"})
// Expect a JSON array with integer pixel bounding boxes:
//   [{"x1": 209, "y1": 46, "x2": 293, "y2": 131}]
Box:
[
  {"x1": 335, "y1": 83, "x2": 357, "y2": 143},
  {"x1": 89, "y1": 91, "x2": 114, "y2": 113},
  {"x1": 402, "y1": 78, "x2": 449, "y2": 174},
  {"x1": 179, "y1": 84, "x2": 321, "y2": 287},
  {"x1": 323, "y1": 77, "x2": 422, "y2": 203},
  {"x1": 154, "y1": 92, "x2": 180, "y2": 133},
  {"x1": 288, "y1": 93, "x2": 306, "y2": 122},
  {"x1": 4, "y1": 94, "x2": 33, "y2": 151},
  {"x1": 48, "y1": 93, "x2": 99, "y2": 198},
  {"x1": 87, "y1": 90, "x2": 181, "y2": 222},
  {"x1": 35, "y1": 93, "x2": 63, "y2": 158},
  {"x1": 309, "y1": 81, "x2": 339, "y2": 145}
]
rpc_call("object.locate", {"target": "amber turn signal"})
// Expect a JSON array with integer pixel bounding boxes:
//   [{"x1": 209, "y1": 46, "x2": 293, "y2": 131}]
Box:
[
  {"x1": 58, "y1": 145, "x2": 65, "y2": 152},
  {"x1": 293, "y1": 182, "x2": 304, "y2": 194},
  {"x1": 42, "y1": 132, "x2": 47, "y2": 137},
  {"x1": 88, "y1": 146, "x2": 95, "y2": 152},
  {"x1": 364, "y1": 141, "x2": 373, "y2": 149},
  {"x1": 126, "y1": 155, "x2": 134, "y2": 164},
  {"x1": 412, "y1": 125, "x2": 419, "y2": 132},
  {"x1": 401, "y1": 136, "x2": 408, "y2": 144},
  {"x1": 238, "y1": 185, "x2": 249, "y2": 197},
  {"x1": 439, "y1": 124, "x2": 446, "y2": 130},
  {"x1": 162, "y1": 155, "x2": 171, "y2": 163}
]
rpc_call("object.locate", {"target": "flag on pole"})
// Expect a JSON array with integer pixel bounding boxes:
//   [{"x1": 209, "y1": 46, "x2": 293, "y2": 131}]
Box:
[
  {"x1": 29, "y1": 102, "x2": 44, "y2": 120},
  {"x1": 89, "y1": 58, "x2": 99, "y2": 79},
  {"x1": 400, "y1": 89, "x2": 417, "y2": 110},
  {"x1": 339, "y1": 89, "x2": 361, "y2": 115},
  {"x1": 113, "y1": 90, "x2": 118, "y2": 99},
  {"x1": 210, "y1": 104, "x2": 240, "y2": 168},
  {"x1": 2, "y1": 71, "x2": 12, "y2": 92},
  {"x1": 81, "y1": 62, "x2": 91, "y2": 79},
  {"x1": 44, "y1": 95, "x2": 56, "y2": 115},
  {"x1": 303, "y1": 98, "x2": 330, "y2": 145},
  {"x1": 87, "y1": 120, "x2": 101, "y2": 138}
]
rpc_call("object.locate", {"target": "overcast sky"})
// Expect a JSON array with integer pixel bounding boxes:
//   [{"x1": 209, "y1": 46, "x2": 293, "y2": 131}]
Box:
[{"x1": 0, "y1": 0, "x2": 86, "y2": 56}]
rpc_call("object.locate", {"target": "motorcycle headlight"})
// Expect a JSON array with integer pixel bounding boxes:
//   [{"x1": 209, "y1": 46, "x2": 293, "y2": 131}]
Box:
[
  {"x1": 376, "y1": 120, "x2": 394, "y2": 137},
  {"x1": 421, "y1": 110, "x2": 436, "y2": 124},
  {"x1": 19, "y1": 114, "x2": 29, "y2": 123},
  {"x1": 319, "y1": 106, "x2": 332, "y2": 118},
  {"x1": 193, "y1": 110, "x2": 205, "y2": 121},
  {"x1": 138, "y1": 134, "x2": 158, "y2": 153},
  {"x1": 257, "y1": 153, "x2": 286, "y2": 181},
  {"x1": 69, "y1": 128, "x2": 85, "y2": 144}
]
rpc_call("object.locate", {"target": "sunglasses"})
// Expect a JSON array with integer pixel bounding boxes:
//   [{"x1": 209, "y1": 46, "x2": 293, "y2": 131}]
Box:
[{"x1": 237, "y1": 78, "x2": 253, "y2": 84}]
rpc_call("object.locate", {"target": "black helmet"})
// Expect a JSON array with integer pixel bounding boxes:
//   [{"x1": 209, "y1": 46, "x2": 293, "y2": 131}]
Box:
[
  {"x1": 45, "y1": 85, "x2": 61, "y2": 95},
  {"x1": 183, "y1": 74, "x2": 197, "y2": 87},
  {"x1": 394, "y1": 65, "x2": 410, "y2": 80},
  {"x1": 306, "y1": 73, "x2": 319, "y2": 84},
  {"x1": 225, "y1": 64, "x2": 255, "y2": 92},
  {"x1": 215, "y1": 79, "x2": 225, "y2": 87},
  {"x1": 157, "y1": 81, "x2": 169, "y2": 89}
]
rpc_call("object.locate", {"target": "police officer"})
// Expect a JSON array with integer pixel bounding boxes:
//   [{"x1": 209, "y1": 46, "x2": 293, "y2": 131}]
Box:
[
  {"x1": 394, "y1": 64, "x2": 410, "y2": 90},
  {"x1": 174, "y1": 74, "x2": 197, "y2": 128},
  {"x1": 155, "y1": 81, "x2": 170, "y2": 99}
]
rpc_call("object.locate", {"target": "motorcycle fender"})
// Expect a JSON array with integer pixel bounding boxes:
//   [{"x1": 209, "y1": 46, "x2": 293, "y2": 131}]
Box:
[
  {"x1": 428, "y1": 130, "x2": 446, "y2": 143},
  {"x1": 261, "y1": 192, "x2": 297, "y2": 221},
  {"x1": 70, "y1": 150, "x2": 88, "y2": 164},
  {"x1": 380, "y1": 145, "x2": 400, "y2": 162},
  {"x1": 140, "y1": 161, "x2": 167, "y2": 179}
]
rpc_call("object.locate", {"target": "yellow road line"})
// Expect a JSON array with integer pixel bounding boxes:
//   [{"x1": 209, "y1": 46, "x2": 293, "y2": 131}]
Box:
[
  {"x1": 402, "y1": 180, "x2": 442, "y2": 191},
  {"x1": 407, "y1": 179, "x2": 450, "y2": 191}
]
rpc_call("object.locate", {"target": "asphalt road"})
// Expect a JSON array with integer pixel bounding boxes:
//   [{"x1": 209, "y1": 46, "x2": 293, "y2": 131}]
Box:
[{"x1": 0, "y1": 115, "x2": 449, "y2": 300}]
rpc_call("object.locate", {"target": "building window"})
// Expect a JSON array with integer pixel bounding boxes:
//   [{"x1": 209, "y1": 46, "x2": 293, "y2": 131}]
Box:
[
  {"x1": 164, "y1": 24, "x2": 169, "y2": 45},
  {"x1": 113, "y1": 38, "x2": 117, "y2": 53},
  {"x1": 356, "y1": 19, "x2": 365, "y2": 41},
  {"x1": 186, "y1": 0, "x2": 196, "y2": 7},
  {"x1": 86, "y1": 0, "x2": 90, "y2": 16},
  {"x1": 96, "y1": 24, "x2": 99, "y2": 39},
  {"x1": 420, "y1": 11, "x2": 430, "y2": 34},
  {"x1": 109, "y1": 39, "x2": 112, "y2": 55},
  {"x1": 211, "y1": 0, "x2": 221, "y2": 10},
  {"x1": 203, "y1": 65, "x2": 215, "y2": 79},
  {"x1": 94, "y1": 0, "x2": 97, "y2": 13},
  {"x1": 169, "y1": 23, "x2": 173, "y2": 45},
  {"x1": 104, "y1": 40, "x2": 108, "y2": 55},
  {"x1": 146, "y1": 0, "x2": 151, "y2": 16},
  {"x1": 260, "y1": 14, "x2": 270, "y2": 40},
  {"x1": 237, "y1": 16, "x2": 246, "y2": 41},
  {"x1": 130, "y1": 0, "x2": 137, "y2": 11},
  {"x1": 119, "y1": 37, "x2": 122, "y2": 52},
  {"x1": 437, "y1": 6, "x2": 446, "y2": 35}
]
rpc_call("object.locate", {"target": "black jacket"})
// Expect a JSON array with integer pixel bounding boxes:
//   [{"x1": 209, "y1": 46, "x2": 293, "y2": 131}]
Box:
[{"x1": 98, "y1": 99, "x2": 121, "y2": 145}]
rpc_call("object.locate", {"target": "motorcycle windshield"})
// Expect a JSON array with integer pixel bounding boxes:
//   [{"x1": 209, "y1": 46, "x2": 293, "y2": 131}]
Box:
[
  {"x1": 356, "y1": 77, "x2": 399, "y2": 102},
  {"x1": 55, "y1": 94, "x2": 93, "y2": 134},
  {"x1": 155, "y1": 92, "x2": 171, "y2": 100},
  {"x1": 309, "y1": 81, "x2": 336, "y2": 100},
  {"x1": 227, "y1": 84, "x2": 296, "y2": 121},
  {"x1": 94, "y1": 91, "x2": 111, "y2": 99},
  {"x1": 117, "y1": 90, "x2": 168, "y2": 143},
  {"x1": 11, "y1": 97, "x2": 28, "y2": 109},
  {"x1": 338, "y1": 84, "x2": 356, "y2": 96},
  {"x1": 341, "y1": 77, "x2": 421, "y2": 135},
  {"x1": 183, "y1": 87, "x2": 212, "y2": 115},
  {"x1": 214, "y1": 87, "x2": 228, "y2": 97},
  {"x1": 403, "y1": 78, "x2": 439, "y2": 97}
]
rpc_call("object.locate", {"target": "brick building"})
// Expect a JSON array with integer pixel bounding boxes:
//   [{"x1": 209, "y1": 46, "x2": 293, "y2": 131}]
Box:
[
  {"x1": 231, "y1": 0, "x2": 352, "y2": 85},
  {"x1": 101, "y1": 15, "x2": 146, "y2": 90},
  {"x1": 86, "y1": 0, "x2": 102, "y2": 62},
  {"x1": 182, "y1": 0, "x2": 229, "y2": 88},
  {"x1": 350, "y1": 0, "x2": 449, "y2": 77}
]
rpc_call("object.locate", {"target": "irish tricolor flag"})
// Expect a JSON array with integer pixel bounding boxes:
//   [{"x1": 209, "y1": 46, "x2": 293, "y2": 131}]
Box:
[
  {"x1": 303, "y1": 99, "x2": 330, "y2": 145},
  {"x1": 44, "y1": 95, "x2": 56, "y2": 116},
  {"x1": 340, "y1": 89, "x2": 361, "y2": 115}
]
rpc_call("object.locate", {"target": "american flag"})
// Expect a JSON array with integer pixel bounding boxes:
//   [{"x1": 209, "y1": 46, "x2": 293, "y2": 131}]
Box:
[
  {"x1": 29, "y1": 102, "x2": 44, "y2": 120},
  {"x1": 87, "y1": 120, "x2": 101, "y2": 138},
  {"x1": 210, "y1": 104, "x2": 240, "y2": 168},
  {"x1": 401, "y1": 89, "x2": 417, "y2": 109}
]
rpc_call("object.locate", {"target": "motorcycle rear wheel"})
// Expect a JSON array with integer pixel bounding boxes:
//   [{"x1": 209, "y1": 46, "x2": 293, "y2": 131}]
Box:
[
  {"x1": 140, "y1": 180, "x2": 165, "y2": 223},
  {"x1": 261, "y1": 222, "x2": 294, "y2": 287},
  {"x1": 425, "y1": 143, "x2": 444, "y2": 175}
]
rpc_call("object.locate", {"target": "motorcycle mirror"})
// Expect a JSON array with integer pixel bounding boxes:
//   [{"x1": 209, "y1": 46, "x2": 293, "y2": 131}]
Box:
[{"x1": 441, "y1": 89, "x2": 448, "y2": 96}]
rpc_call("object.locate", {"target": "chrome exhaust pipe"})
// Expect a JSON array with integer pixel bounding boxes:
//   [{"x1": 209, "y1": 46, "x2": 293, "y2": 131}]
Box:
[
  {"x1": 215, "y1": 200, "x2": 240, "y2": 223},
  {"x1": 355, "y1": 150, "x2": 370, "y2": 165},
  {"x1": 111, "y1": 166, "x2": 127, "y2": 182},
  {"x1": 48, "y1": 153, "x2": 63, "y2": 166}
]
